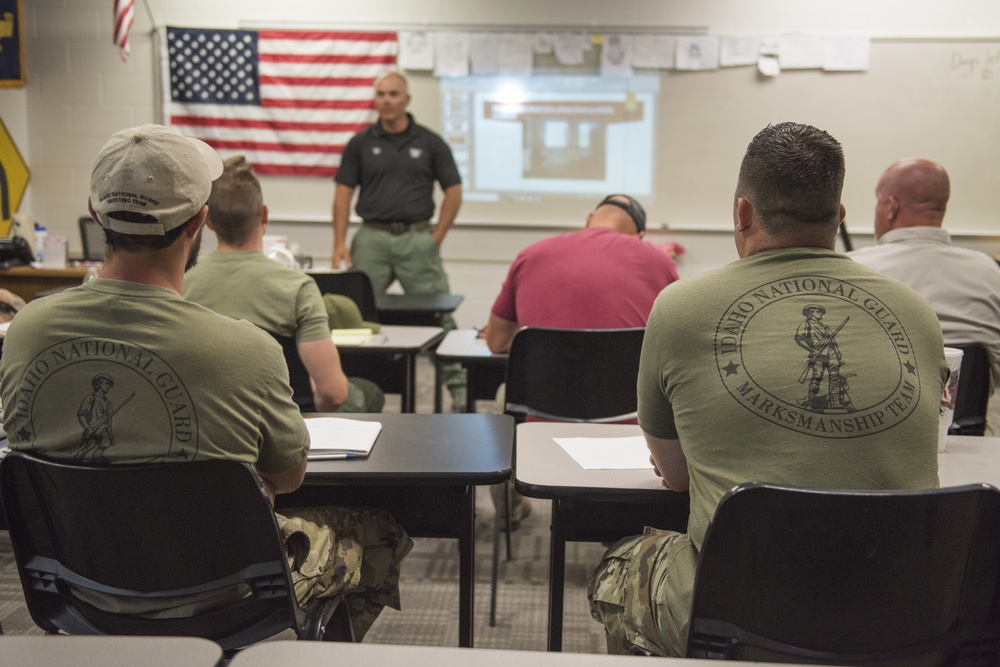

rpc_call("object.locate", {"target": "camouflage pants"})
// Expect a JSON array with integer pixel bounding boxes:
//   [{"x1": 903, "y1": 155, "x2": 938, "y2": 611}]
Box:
[
  {"x1": 588, "y1": 527, "x2": 688, "y2": 657},
  {"x1": 278, "y1": 505, "x2": 414, "y2": 640}
]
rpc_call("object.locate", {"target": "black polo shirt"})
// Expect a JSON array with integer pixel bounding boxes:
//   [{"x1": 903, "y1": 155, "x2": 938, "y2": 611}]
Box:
[{"x1": 335, "y1": 113, "x2": 461, "y2": 224}]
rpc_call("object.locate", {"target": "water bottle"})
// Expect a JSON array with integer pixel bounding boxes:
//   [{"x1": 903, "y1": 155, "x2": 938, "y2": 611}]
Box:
[{"x1": 33, "y1": 223, "x2": 47, "y2": 262}]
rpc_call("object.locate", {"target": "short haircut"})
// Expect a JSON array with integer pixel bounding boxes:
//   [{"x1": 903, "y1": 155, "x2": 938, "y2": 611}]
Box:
[
  {"x1": 102, "y1": 211, "x2": 186, "y2": 252},
  {"x1": 206, "y1": 155, "x2": 263, "y2": 246},
  {"x1": 736, "y1": 122, "x2": 845, "y2": 234}
]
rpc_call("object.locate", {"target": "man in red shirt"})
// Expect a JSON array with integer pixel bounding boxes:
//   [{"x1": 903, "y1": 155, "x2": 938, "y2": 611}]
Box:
[{"x1": 486, "y1": 194, "x2": 679, "y2": 353}]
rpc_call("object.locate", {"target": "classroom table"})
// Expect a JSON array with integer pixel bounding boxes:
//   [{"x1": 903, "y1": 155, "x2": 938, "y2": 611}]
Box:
[
  {"x1": 336, "y1": 324, "x2": 444, "y2": 412},
  {"x1": 514, "y1": 423, "x2": 1000, "y2": 652},
  {"x1": 376, "y1": 293, "x2": 463, "y2": 327},
  {"x1": 514, "y1": 422, "x2": 689, "y2": 652},
  {"x1": 274, "y1": 412, "x2": 515, "y2": 648},
  {"x1": 0, "y1": 266, "x2": 89, "y2": 301},
  {"x1": 433, "y1": 328, "x2": 508, "y2": 413},
  {"x1": 228, "y1": 640, "x2": 809, "y2": 666},
  {"x1": 0, "y1": 635, "x2": 224, "y2": 667}
]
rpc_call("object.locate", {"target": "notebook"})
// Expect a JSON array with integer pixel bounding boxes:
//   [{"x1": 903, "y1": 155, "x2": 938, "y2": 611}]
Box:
[
  {"x1": 331, "y1": 328, "x2": 375, "y2": 346},
  {"x1": 305, "y1": 417, "x2": 382, "y2": 460}
]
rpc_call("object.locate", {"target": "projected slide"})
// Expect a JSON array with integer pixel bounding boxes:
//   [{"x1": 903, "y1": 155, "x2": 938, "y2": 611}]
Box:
[{"x1": 441, "y1": 76, "x2": 659, "y2": 203}]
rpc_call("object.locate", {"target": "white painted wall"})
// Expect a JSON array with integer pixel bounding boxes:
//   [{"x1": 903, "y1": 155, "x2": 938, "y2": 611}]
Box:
[{"x1": 2, "y1": 0, "x2": 999, "y2": 327}]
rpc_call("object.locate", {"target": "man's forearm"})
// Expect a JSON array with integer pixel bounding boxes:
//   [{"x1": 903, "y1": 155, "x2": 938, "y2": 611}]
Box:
[
  {"x1": 333, "y1": 186, "x2": 354, "y2": 240},
  {"x1": 433, "y1": 184, "x2": 462, "y2": 243}
]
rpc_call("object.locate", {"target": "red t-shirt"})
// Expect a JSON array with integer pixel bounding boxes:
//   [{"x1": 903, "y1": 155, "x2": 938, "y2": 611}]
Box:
[{"x1": 491, "y1": 227, "x2": 679, "y2": 329}]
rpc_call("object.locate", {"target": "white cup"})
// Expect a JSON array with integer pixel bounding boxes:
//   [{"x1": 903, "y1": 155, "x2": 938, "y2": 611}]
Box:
[
  {"x1": 939, "y1": 347, "x2": 964, "y2": 452},
  {"x1": 41, "y1": 234, "x2": 68, "y2": 268}
]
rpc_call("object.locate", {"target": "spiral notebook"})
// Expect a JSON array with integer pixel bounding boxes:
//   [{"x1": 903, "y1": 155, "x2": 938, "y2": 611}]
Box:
[{"x1": 305, "y1": 418, "x2": 382, "y2": 460}]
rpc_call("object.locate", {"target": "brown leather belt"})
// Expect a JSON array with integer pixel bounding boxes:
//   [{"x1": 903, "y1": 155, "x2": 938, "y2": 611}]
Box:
[{"x1": 363, "y1": 220, "x2": 431, "y2": 235}]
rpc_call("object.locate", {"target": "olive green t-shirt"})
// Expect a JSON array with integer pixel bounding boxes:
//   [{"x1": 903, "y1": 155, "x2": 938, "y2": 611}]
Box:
[
  {"x1": 637, "y1": 247, "x2": 948, "y2": 647},
  {"x1": 0, "y1": 278, "x2": 308, "y2": 474},
  {"x1": 183, "y1": 252, "x2": 330, "y2": 343}
]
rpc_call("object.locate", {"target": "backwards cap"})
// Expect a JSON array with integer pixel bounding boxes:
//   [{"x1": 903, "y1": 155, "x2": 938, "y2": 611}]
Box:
[
  {"x1": 90, "y1": 124, "x2": 223, "y2": 235},
  {"x1": 596, "y1": 194, "x2": 646, "y2": 233}
]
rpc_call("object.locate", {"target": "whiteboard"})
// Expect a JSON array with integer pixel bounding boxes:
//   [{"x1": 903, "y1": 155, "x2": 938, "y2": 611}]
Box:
[{"x1": 259, "y1": 39, "x2": 1000, "y2": 233}]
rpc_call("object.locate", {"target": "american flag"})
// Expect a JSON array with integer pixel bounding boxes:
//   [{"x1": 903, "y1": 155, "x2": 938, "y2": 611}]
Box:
[
  {"x1": 113, "y1": 0, "x2": 134, "y2": 61},
  {"x1": 164, "y1": 27, "x2": 398, "y2": 177}
]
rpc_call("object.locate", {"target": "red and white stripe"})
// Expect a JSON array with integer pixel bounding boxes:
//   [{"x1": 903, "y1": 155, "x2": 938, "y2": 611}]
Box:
[{"x1": 113, "y1": 0, "x2": 135, "y2": 61}]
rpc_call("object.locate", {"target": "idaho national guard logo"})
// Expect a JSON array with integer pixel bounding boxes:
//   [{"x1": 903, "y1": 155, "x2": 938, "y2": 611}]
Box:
[
  {"x1": 7, "y1": 337, "x2": 199, "y2": 462},
  {"x1": 715, "y1": 276, "x2": 920, "y2": 438}
]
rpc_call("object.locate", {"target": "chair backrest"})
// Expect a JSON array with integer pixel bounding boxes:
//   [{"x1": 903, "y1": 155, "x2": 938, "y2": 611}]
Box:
[
  {"x1": 266, "y1": 331, "x2": 315, "y2": 412},
  {"x1": 686, "y1": 482, "x2": 1000, "y2": 665},
  {"x1": 949, "y1": 343, "x2": 991, "y2": 436},
  {"x1": 0, "y1": 450, "x2": 300, "y2": 651},
  {"x1": 504, "y1": 327, "x2": 645, "y2": 422},
  {"x1": 307, "y1": 270, "x2": 379, "y2": 323},
  {"x1": 78, "y1": 217, "x2": 105, "y2": 262}
]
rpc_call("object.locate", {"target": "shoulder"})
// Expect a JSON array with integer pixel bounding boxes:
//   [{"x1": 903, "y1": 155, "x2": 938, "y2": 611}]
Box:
[
  {"x1": 411, "y1": 121, "x2": 448, "y2": 146},
  {"x1": 348, "y1": 124, "x2": 377, "y2": 143}
]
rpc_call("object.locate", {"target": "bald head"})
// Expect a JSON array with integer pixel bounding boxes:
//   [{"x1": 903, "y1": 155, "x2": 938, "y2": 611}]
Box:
[
  {"x1": 873, "y1": 158, "x2": 950, "y2": 239},
  {"x1": 375, "y1": 71, "x2": 409, "y2": 94}
]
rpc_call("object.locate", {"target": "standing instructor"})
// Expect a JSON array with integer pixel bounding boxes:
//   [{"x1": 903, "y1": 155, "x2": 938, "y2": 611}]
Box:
[{"x1": 332, "y1": 71, "x2": 467, "y2": 406}]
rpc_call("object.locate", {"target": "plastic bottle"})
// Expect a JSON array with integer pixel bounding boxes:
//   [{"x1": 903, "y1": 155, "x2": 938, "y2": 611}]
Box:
[{"x1": 33, "y1": 223, "x2": 47, "y2": 263}]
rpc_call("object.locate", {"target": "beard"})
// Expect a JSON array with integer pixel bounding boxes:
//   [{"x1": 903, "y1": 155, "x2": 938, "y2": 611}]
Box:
[{"x1": 184, "y1": 227, "x2": 204, "y2": 272}]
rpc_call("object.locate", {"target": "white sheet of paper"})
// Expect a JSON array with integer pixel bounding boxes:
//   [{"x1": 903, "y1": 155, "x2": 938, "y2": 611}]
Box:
[
  {"x1": 553, "y1": 32, "x2": 590, "y2": 66},
  {"x1": 306, "y1": 418, "x2": 382, "y2": 458},
  {"x1": 675, "y1": 36, "x2": 720, "y2": 71},
  {"x1": 779, "y1": 36, "x2": 824, "y2": 69},
  {"x1": 498, "y1": 33, "x2": 534, "y2": 75},
  {"x1": 554, "y1": 436, "x2": 651, "y2": 470},
  {"x1": 633, "y1": 35, "x2": 676, "y2": 69},
  {"x1": 720, "y1": 35, "x2": 761, "y2": 67},
  {"x1": 398, "y1": 31, "x2": 434, "y2": 70},
  {"x1": 470, "y1": 33, "x2": 499, "y2": 75},
  {"x1": 434, "y1": 32, "x2": 470, "y2": 78},
  {"x1": 600, "y1": 34, "x2": 634, "y2": 77},
  {"x1": 824, "y1": 37, "x2": 870, "y2": 71}
]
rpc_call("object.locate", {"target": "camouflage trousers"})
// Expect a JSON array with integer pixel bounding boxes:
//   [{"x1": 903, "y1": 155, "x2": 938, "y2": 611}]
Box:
[
  {"x1": 588, "y1": 527, "x2": 688, "y2": 657},
  {"x1": 278, "y1": 505, "x2": 414, "y2": 640}
]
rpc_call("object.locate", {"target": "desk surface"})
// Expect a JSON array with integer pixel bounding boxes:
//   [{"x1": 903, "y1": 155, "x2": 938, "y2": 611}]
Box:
[
  {"x1": 0, "y1": 635, "x2": 223, "y2": 667},
  {"x1": 337, "y1": 324, "x2": 443, "y2": 352},
  {"x1": 515, "y1": 423, "x2": 665, "y2": 501},
  {"x1": 228, "y1": 640, "x2": 805, "y2": 667},
  {"x1": 436, "y1": 328, "x2": 505, "y2": 361},
  {"x1": 303, "y1": 413, "x2": 513, "y2": 486},
  {"x1": 516, "y1": 424, "x2": 1000, "y2": 497}
]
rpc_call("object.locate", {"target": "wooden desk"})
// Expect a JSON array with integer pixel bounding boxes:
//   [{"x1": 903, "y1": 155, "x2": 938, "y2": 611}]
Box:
[
  {"x1": 229, "y1": 640, "x2": 805, "y2": 666},
  {"x1": 515, "y1": 426, "x2": 1000, "y2": 652},
  {"x1": 275, "y1": 413, "x2": 515, "y2": 648},
  {"x1": 0, "y1": 266, "x2": 89, "y2": 301},
  {"x1": 376, "y1": 293, "x2": 463, "y2": 327},
  {"x1": 433, "y1": 329, "x2": 507, "y2": 413},
  {"x1": 337, "y1": 325, "x2": 444, "y2": 413},
  {"x1": 0, "y1": 635, "x2": 223, "y2": 667}
]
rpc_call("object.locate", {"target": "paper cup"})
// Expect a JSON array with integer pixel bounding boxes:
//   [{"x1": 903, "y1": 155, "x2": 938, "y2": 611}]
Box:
[{"x1": 939, "y1": 347, "x2": 964, "y2": 452}]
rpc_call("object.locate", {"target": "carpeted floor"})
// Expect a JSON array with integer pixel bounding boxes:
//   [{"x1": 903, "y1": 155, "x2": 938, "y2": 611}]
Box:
[{"x1": 0, "y1": 354, "x2": 612, "y2": 653}]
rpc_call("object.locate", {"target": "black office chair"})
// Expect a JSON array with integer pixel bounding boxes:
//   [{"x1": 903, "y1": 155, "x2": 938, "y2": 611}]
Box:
[
  {"x1": 490, "y1": 326, "x2": 646, "y2": 625},
  {"x1": 307, "y1": 270, "x2": 379, "y2": 323},
  {"x1": 78, "y1": 217, "x2": 105, "y2": 262},
  {"x1": 0, "y1": 450, "x2": 353, "y2": 653},
  {"x1": 686, "y1": 482, "x2": 1000, "y2": 664},
  {"x1": 266, "y1": 331, "x2": 315, "y2": 412},
  {"x1": 948, "y1": 343, "x2": 991, "y2": 436}
]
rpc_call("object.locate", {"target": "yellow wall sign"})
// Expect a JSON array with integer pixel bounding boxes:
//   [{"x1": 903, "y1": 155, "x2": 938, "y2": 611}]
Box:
[{"x1": 0, "y1": 116, "x2": 28, "y2": 237}]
